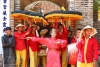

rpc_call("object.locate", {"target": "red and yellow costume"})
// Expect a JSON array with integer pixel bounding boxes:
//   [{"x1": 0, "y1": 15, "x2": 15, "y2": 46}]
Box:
[
  {"x1": 56, "y1": 27, "x2": 68, "y2": 67},
  {"x1": 33, "y1": 37, "x2": 67, "y2": 67},
  {"x1": 27, "y1": 33, "x2": 40, "y2": 67},
  {"x1": 14, "y1": 25, "x2": 30, "y2": 67},
  {"x1": 14, "y1": 32, "x2": 29, "y2": 67},
  {"x1": 76, "y1": 36, "x2": 98, "y2": 67}
]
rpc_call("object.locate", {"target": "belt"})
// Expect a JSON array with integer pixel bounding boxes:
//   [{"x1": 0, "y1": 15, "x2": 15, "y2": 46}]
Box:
[{"x1": 49, "y1": 49, "x2": 60, "y2": 51}]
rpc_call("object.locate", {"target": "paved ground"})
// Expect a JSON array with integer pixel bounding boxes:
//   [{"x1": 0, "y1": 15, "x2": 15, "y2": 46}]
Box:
[
  {"x1": 0, "y1": 55, "x2": 100, "y2": 67},
  {"x1": 0, "y1": 54, "x2": 2, "y2": 67}
]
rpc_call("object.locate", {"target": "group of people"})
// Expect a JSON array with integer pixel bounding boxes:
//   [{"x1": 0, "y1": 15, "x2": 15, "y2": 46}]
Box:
[{"x1": 1, "y1": 21, "x2": 99, "y2": 67}]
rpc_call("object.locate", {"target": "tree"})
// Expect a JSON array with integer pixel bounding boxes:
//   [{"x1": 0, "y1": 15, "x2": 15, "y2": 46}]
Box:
[{"x1": 93, "y1": 0, "x2": 100, "y2": 12}]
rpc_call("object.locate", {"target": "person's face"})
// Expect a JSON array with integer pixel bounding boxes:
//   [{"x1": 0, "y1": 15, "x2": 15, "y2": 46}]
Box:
[
  {"x1": 85, "y1": 28, "x2": 92, "y2": 36},
  {"x1": 32, "y1": 26, "x2": 37, "y2": 31},
  {"x1": 18, "y1": 26, "x2": 24, "y2": 31},
  {"x1": 76, "y1": 30, "x2": 81, "y2": 38},
  {"x1": 51, "y1": 31, "x2": 57, "y2": 38},
  {"x1": 58, "y1": 26, "x2": 63, "y2": 32},
  {"x1": 5, "y1": 30, "x2": 11, "y2": 35}
]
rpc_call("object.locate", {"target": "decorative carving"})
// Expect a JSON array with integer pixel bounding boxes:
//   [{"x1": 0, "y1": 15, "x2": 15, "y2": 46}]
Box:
[{"x1": 25, "y1": 1, "x2": 61, "y2": 14}]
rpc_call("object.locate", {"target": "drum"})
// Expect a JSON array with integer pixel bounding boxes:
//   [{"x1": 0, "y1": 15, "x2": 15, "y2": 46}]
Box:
[{"x1": 68, "y1": 43, "x2": 78, "y2": 65}]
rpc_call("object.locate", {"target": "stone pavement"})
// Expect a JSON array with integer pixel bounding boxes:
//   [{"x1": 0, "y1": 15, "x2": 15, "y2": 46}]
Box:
[
  {"x1": 0, "y1": 54, "x2": 2, "y2": 67},
  {"x1": 0, "y1": 54, "x2": 100, "y2": 67}
]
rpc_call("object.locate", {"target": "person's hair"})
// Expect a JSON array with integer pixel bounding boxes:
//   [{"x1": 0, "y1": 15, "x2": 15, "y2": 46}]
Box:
[
  {"x1": 5, "y1": 27, "x2": 11, "y2": 31},
  {"x1": 76, "y1": 28, "x2": 81, "y2": 31},
  {"x1": 58, "y1": 24, "x2": 63, "y2": 28},
  {"x1": 68, "y1": 30, "x2": 72, "y2": 34},
  {"x1": 50, "y1": 28, "x2": 57, "y2": 34}
]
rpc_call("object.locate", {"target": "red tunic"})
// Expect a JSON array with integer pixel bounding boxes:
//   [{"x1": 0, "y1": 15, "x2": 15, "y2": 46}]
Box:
[
  {"x1": 14, "y1": 32, "x2": 26, "y2": 50},
  {"x1": 56, "y1": 27, "x2": 68, "y2": 51},
  {"x1": 27, "y1": 33, "x2": 40, "y2": 52},
  {"x1": 33, "y1": 38, "x2": 67, "y2": 67},
  {"x1": 71, "y1": 37, "x2": 77, "y2": 43},
  {"x1": 76, "y1": 36, "x2": 98, "y2": 63},
  {"x1": 98, "y1": 45, "x2": 100, "y2": 56},
  {"x1": 14, "y1": 27, "x2": 30, "y2": 51}
]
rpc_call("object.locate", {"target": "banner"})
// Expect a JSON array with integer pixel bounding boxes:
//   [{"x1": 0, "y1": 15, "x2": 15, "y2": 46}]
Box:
[{"x1": 0, "y1": 0, "x2": 10, "y2": 54}]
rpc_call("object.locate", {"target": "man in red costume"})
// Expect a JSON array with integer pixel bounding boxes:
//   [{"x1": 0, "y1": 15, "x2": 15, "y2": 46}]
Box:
[
  {"x1": 98, "y1": 45, "x2": 100, "y2": 67},
  {"x1": 28, "y1": 28, "x2": 67, "y2": 67},
  {"x1": 27, "y1": 24, "x2": 40, "y2": 67},
  {"x1": 14, "y1": 23, "x2": 31, "y2": 67},
  {"x1": 71, "y1": 29, "x2": 81, "y2": 43},
  {"x1": 56, "y1": 22, "x2": 68, "y2": 67},
  {"x1": 68, "y1": 29, "x2": 81, "y2": 67},
  {"x1": 76, "y1": 25, "x2": 98, "y2": 67}
]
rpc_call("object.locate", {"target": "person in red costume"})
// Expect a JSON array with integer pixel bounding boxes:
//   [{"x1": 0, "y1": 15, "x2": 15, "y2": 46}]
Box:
[
  {"x1": 56, "y1": 22, "x2": 68, "y2": 67},
  {"x1": 71, "y1": 29, "x2": 81, "y2": 43},
  {"x1": 98, "y1": 45, "x2": 100, "y2": 56},
  {"x1": 27, "y1": 24, "x2": 40, "y2": 67},
  {"x1": 76, "y1": 25, "x2": 98, "y2": 67},
  {"x1": 14, "y1": 23, "x2": 31, "y2": 67},
  {"x1": 98, "y1": 45, "x2": 100, "y2": 67},
  {"x1": 28, "y1": 28, "x2": 67, "y2": 67},
  {"x1": 68, "y1": 29, "x2": 81, "y2": 67}
]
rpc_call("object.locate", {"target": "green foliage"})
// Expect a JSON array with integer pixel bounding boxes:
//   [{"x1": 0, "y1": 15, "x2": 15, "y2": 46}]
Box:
[
  {"x1": 93, "y1": 0, "x2": 98, "y2": 11},
  {"x1": 93, "y1": 0, "x2": 100, "y2": 11}
]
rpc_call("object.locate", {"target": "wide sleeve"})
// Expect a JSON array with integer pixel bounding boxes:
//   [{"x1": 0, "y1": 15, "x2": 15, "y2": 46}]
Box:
[
  {"x1": 32, "y1": 37, "x2": 49, "y2": 46},
  {"x1": 93, "y1": 38, "x2": 99, "y2": 60},
  {"x1": 76, "y1": 39, "x2": 82, "y2": 49},
  {"x1": 61, "y1": 40, "x2": 67, "y2": 48},
  {"x1": 63, "y1": 27, "x2": 68, "y2": 36},
  {"x1": 24, "y1": 25, "x2": 31, "y2": 34}
]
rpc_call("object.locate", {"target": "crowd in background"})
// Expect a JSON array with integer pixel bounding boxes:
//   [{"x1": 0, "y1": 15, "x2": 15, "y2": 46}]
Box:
[{"x1": 1, "y1": 21, "x2": 100, "y2": 67}]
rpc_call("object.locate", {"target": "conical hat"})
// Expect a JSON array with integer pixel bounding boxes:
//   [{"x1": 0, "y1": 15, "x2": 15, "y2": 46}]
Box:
[
  {"x1": 15, "y1": 24, "x2": 25, "y2": 30},
  {"x1": 31, "y1": 24, "x2": 40, "y2": 30},
  {"x1": 81, "y1": 25, "x2": 97, "y2": 37}
]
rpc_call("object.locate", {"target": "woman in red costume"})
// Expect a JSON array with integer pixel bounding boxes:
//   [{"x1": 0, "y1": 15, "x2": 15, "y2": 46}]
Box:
[{"x1": 28, "y1": 28, "x2": 67, "y2": 67}]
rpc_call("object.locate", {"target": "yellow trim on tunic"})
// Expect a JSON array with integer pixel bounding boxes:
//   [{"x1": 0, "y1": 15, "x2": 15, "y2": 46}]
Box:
[
  {"x1": 77, "y1": 38, "x2": 93, "y2": 67},
  {"x1": 84, "y1": 38, "x2": 89, "y2": 63}
]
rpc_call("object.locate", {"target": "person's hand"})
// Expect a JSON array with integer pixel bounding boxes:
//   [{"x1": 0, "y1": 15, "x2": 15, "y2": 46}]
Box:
[
  {"x1": 28, "y1": 21, "x2": 32, "y2": 27},
  {"x1": 26, "y1": 37, "x2": 32, "y2": 40},
  {"x1": 93, "y1": 60, "x2": 97, "y2": 67}
]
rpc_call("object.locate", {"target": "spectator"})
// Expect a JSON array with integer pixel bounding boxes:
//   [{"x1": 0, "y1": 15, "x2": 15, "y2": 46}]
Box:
[{"x1": 1, "y1": 27, "x2": 15, "y2": 67}]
